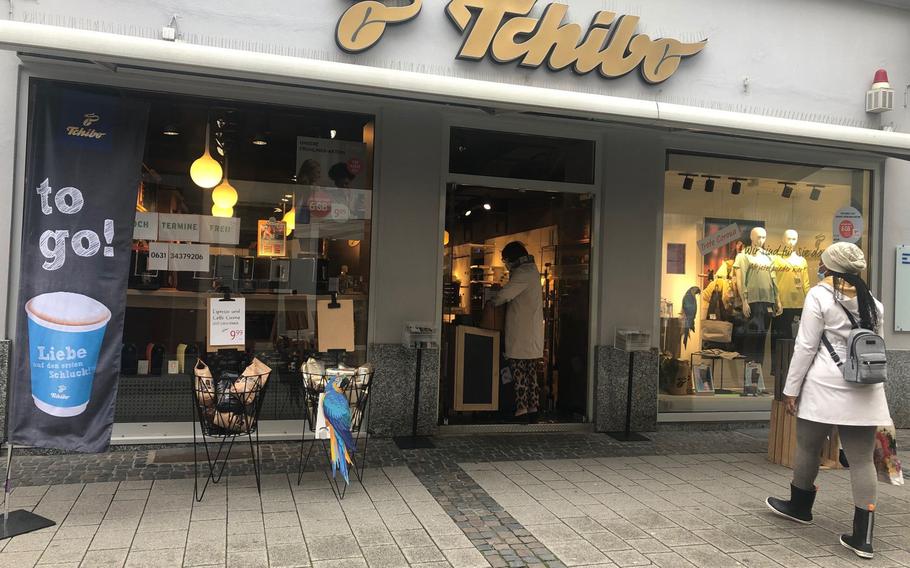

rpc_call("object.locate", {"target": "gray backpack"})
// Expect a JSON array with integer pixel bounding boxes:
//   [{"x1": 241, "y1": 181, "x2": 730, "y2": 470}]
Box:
[{"x1": 820, "y1": 299, "x2": 887, "y2": 384}]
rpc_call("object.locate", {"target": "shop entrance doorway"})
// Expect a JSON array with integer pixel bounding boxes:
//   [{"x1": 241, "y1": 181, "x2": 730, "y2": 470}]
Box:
[{"x1": 440, "y1": 184, "x2": 593, "y2": 425}]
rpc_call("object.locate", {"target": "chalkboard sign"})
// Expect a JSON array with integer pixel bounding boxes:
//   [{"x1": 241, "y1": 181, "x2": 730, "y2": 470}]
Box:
[{"x1": 454, "y1": 326, "x2": 500, "y2": 411}]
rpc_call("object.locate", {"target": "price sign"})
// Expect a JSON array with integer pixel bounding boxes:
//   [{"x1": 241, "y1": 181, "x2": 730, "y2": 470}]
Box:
[
  {"x1": 833, "y1": 207, "x2": 864, "y2": 244},
  {"x1": 208, "y1": 297, "x2": 246, "y2": 349}
]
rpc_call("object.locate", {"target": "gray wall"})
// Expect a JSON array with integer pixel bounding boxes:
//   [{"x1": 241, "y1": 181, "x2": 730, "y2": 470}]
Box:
[
  {"x1": 370, "y1": 105, "x2": 443, "y2": 343},
  {"x1": 882, "y1": 158, "x2": 910, "y2": 350},
  {"x1": 0, "y1": 51, "x2": 17, "y2": 330},
  {"x1": 9, "y1": 0, "x2": 910, "y2": 132},
  {"x1": 597, "y1": 128, "x2": 664, "y2": 346}
]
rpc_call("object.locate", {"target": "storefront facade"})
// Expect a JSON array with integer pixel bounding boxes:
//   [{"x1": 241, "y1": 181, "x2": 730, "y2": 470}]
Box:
[{"x1": 0, "y1": 0, "x2": 909, "y2": 442}]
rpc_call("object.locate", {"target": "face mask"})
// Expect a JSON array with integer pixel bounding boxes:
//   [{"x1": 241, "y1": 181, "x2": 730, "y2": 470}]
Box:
[{"x1": 818, "y1": 269, "x2": 827, "y2": 281}]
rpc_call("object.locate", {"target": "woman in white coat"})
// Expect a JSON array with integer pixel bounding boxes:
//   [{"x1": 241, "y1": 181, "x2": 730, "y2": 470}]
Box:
[{"x1": 766, "y1": 242, "x2": 890, "y2": 560}]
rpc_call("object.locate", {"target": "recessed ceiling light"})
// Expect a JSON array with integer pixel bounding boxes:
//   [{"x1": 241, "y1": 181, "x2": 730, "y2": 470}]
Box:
[
  {"x1": 464, "y1": 209, "x2": 472, "y2": 217},
  {"x1": 162, "y1": 124, "x2": 180, "y2": 136},
  {"x1": 483, "y1": 203, "x2": 492, "y2": 210},
  {"x1": 330, "y1": 129, "x2": 337, "y2": 139},
  {"x1": 252, "y1": 132, "x2": 268, "y2": 146}
]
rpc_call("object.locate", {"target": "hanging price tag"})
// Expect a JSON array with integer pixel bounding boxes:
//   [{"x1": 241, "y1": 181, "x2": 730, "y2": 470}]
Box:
[{"x1": 208, "y1": 297, "x2": 246, "y2": 349}]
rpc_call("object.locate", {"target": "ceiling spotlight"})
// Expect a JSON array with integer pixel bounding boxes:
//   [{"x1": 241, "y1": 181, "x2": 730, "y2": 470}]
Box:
[
  {"x1": 809, "y1": 184, "x2": 824, "y2": 201},
  {"x1": 702, "y1": 175, "x2": 720, "y2": 192},
  {"x1": 252, "y1": 132, "x2": 268, "y2": 146},
  {"x1": 483, "y1": 203, "x2": 492, "y2": 210},
  {"x1": 162, "y1": 124, "x2": 180, "y2": 136},
  {"x1": 679, "y1": 173, "x2": 695, "y2": 190},
  {"x1": 464, "y1": 209, "x2": 472, "y2": 217},
  {"x1": 729, "y1": 177, "x2": 746, "y2": 195},
  {"x1": 779, "y1": 182, "x2": 795, "y2": 198},
  {"x1": 330, "y1": 129, "x2": 337, "y2": 139}
]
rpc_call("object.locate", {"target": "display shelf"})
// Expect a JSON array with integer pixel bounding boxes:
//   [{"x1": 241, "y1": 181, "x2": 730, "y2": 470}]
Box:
[{"x1": 126, "y1": 289, "x2": 366, "y2": 310}]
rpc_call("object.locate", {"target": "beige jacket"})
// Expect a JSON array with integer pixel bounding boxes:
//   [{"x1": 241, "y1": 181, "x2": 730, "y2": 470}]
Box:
[{"x1": 492, "y1": 262, "x2": 544, "y2": 360}]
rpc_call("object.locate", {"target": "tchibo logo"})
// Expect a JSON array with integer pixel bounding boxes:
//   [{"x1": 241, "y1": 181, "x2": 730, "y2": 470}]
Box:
[{"x1": 65, "y1": 112, "x2": 107, "y2": 140}]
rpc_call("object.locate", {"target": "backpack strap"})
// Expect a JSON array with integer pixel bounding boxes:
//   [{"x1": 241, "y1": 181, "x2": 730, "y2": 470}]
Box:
[
  {"x1": 821, "y1": 334, "x2": 843, "y2": 367},
  {"x1": 835, "y1": 300, "x2": 859, "y2": 329},
  {"x1": 829, "y1": 288, "x2": 859, "y2": 329},
  {"x1": 821, "y1": 288, "x2": 856, "y2": 368}
]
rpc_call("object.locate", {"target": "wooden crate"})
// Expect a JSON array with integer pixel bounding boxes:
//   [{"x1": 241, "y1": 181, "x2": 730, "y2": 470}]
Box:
[{"x1": 768, "y1": 400, "x2": 840, "y2": 469}]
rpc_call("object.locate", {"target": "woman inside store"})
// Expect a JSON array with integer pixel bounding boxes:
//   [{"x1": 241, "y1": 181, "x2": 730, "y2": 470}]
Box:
[
  {"x1": 766, "y1": 242, "x2": 890, "y2": 560},
  {"x1": 489, "y1": 241, "x2": 544, "y2": 423}
]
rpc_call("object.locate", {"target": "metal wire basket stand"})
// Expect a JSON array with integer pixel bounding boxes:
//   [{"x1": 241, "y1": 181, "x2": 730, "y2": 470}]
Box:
[
  {"x1": 191, "y1": 369, "x2": 271, "y2": 502},
  {"x1": 297, "y1": 369, "x2": 373, "y2": 499}
]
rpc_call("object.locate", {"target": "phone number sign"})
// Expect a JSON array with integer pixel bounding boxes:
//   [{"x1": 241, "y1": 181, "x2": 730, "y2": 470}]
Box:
[{"x1": 147, "y1": 242, "x2": 210, "y2": 272}]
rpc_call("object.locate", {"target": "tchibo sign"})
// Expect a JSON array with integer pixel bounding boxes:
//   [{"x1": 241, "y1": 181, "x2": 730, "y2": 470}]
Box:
[{"x1": 336, "y1": 0, "x2": 706, "y2": 84}]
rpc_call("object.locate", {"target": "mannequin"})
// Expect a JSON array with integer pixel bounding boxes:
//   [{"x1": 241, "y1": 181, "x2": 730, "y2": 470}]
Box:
[
  {"x1": 771, "y1": 230, "x2": 810, "y2": 375},
  {"x1": 733, "y1": 227, "x2": 782, "y2": 363}
]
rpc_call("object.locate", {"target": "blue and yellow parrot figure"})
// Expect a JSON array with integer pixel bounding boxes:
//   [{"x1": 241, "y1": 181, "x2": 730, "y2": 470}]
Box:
[
  {"x1": 681, "y1": 286, "x2": 701, "y2": 348},
  {"x1": 323, "y1": 376, "x2": 356, "y2": 485}
]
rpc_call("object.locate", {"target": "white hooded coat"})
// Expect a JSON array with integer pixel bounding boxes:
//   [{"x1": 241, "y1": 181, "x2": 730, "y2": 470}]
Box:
[{"x1": 783, "y1": 280, "x2": 891, "y2": 426}]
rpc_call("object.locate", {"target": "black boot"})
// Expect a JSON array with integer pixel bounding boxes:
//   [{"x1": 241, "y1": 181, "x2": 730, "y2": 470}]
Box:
[
  {"x1": 840, "y1": 506, "x2": 874, "y2": 559},
  {"x1": 766, "y1": 484, "x2": 816, "y2": 524}
]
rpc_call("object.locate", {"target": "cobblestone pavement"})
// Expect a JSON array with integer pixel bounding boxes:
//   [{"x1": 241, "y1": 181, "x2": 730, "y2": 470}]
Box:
[{"x1": 0, "y1": 429, "x2": 905, "y2": 567}]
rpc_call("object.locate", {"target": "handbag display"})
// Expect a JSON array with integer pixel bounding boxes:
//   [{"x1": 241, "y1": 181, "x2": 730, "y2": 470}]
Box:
[{"x1": 701, "y1": 319, "x2": 733, "y2": 344}]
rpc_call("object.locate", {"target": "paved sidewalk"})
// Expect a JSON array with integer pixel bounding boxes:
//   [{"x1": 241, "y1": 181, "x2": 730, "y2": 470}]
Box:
[{"x1": 0, "y1": 430, "x2": 905, "y2": 567}]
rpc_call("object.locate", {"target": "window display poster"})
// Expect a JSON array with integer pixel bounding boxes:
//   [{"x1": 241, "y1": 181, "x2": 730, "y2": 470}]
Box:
[
  {"x1": 294, "y1": 136, "x2": 371, "y2": 230},
  {"x1": 833, "y1": 207, "x2": 864, "y2": 244},
  {"x1": 666, "y1": 243, "x2": 686, "y2": 275},
  {"x1": 11, "y1": 85, "x2": 149, "y2": 452},
  {"x1": 697, "y1": 222, "x2": 741, "y2": 256},
  {"x1": 295, "y1": 136, "x2": 369, "y2": 190},
  {"x1": 208, "y1": 297, "x2": 246, "y2": 348},
  {"x1": 702, "y1": 218, "x2": 765, "y2": 277},
  {"x1": 257, "y1": 219, "x2": 287, "y2": 257}
]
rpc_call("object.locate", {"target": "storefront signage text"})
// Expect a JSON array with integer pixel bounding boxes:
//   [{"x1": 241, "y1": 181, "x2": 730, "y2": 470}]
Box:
[
  {"x1": 35, "y1": 178, "x2": 116, "y2": 271},
  {"x1": 336, "y1": 0, "x2": 706, "y2": 84}
]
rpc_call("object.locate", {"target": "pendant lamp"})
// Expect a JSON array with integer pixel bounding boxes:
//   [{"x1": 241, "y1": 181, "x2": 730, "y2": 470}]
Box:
[
  {"x1": 211, "y1": 204, "x2": 234, "y2": 218},
  {"x1": 190, "y1": 120, "x2": 223, "y2": 189},
  {"x1": 212, "y1": 157, "x2": 238, "y2": 210}
]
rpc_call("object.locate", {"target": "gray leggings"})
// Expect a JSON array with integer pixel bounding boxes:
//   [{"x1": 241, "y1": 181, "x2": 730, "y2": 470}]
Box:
[{"x1": 792, "y1": 418, "x2": 877, "y2": 508}]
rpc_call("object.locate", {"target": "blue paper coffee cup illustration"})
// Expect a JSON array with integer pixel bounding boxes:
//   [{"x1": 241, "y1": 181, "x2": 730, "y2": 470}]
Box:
[{"x1": 25, "y1": 292, "x2": 111, "y2": 417}]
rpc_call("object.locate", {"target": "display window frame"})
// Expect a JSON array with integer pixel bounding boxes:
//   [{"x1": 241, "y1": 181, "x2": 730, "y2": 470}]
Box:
[
  {"x1": 657, "y1": 140, "x2": 884, "y2": 423},
  {"x1": 5, "y1": 63, "x2": 386, "y2": 443},
  {"x1": 438, "y1": 113, "x2": 604, "y2": 423}
]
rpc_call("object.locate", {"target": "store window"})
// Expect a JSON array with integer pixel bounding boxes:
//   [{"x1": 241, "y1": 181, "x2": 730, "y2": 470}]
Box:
[
  {"x1": 37, "y1": 80, "x2": 381, "y2": 424},
  {"x1": 450, "y1": 127, "x2": 596, "y2": 185},
  {"x1": 659, "y1": 153, "x2": 871, "y2": 416}
]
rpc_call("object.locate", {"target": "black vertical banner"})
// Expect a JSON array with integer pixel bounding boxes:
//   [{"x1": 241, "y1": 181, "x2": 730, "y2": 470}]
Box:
[{"x1": 10, "y1": 84, "x2": 149, "y2": 452}]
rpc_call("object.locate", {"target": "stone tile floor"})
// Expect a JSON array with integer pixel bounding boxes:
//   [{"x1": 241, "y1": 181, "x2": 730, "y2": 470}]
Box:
[
  {"x1": 0, "y1": 429, "x2": 905, "y2": 567},
  {"x1": 463, "y1": 453, "x2": 910, "y2": 568}
]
